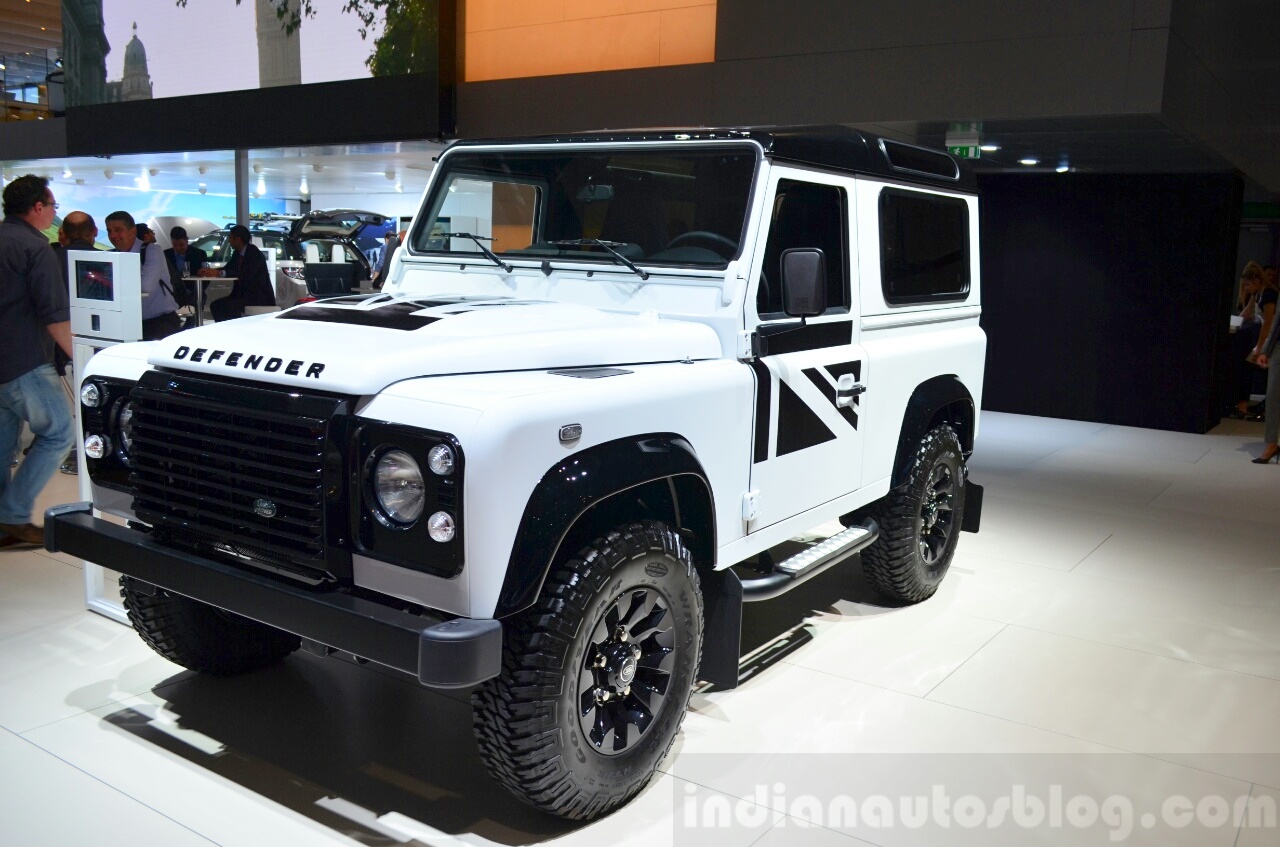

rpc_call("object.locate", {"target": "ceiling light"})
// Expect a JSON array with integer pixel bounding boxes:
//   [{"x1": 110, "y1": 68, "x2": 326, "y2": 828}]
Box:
[
  {"x1": 149, "y1": 168, "x2": 159, "y2": 177},
  {"x1": 385, "y1": 169, "x2": 396, "y2": 181},
  {"x1": 256, "y1": 176, "x2": 266, "y2": 196},
  {"x1": 980, "y1": 144, "x2": 1000, "y2": 152},
  {"x1": 1056, "y1": 164, "x2": 1070, "y2": 173},
  {"x1": 103, "y1": 168, "x2": 113, "y2": 179},
  {"x1": 1019, "y1": 158, "x2": 1039, "y2": 166},
  {"x1": 198, "y1": 165, "x2": 207, "y2": 175},
  {"x1": 75, "y1": 178, "x2": 84, "y2": 185},
  {"x1": 199, "y1": 185, "x2": 207, "y2": 195},
  {"x1": 252, "y1": 163, "x2": 263, "y2": 174},
  {"x1": 62, "y1": 168, "x2": 72, "y2": 178},
  {"x1": 299, "y1": 177, "x2": 309, "y2": 195},
  {"x1": 136, "y1": 170, "x2": 150, "y2": 191},
  {"x1": 395, "y1": 181, "x2": 403, "y2": 193},
  {"x1": 312, "y1": 164, "x2": 323, "y2": 173}
]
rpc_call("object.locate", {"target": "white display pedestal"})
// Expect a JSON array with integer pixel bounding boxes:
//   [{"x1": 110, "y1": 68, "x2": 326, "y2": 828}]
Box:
[{"x1": 66, "y1": 250, "x2": 142, "y2": 624}]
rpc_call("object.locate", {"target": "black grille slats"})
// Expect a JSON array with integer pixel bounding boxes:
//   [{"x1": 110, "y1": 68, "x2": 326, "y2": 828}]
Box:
[{"x1": 129, "y1": 374, "x2": 344, "y2": 580}]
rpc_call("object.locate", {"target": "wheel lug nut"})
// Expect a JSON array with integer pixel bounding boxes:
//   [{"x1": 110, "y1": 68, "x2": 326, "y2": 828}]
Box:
[{"x1": 631, "y1": 646, "x2": 641, "y2": 658}]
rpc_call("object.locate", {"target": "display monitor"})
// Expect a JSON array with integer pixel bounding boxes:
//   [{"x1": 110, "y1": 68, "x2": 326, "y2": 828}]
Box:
[{"x1": 75, "y1": 259, "x2": 115, "y2": 302}]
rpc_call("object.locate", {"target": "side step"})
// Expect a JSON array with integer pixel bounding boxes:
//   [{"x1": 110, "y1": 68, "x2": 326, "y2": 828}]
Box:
[{"x1": 740, "y1": 518, "x2": 879, "y2": 602}]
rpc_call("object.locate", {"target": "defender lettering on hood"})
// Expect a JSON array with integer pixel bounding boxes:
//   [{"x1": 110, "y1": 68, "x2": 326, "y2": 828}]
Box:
[{"x1": 172, "y1": 345, "x2": 326, "y2": 379}]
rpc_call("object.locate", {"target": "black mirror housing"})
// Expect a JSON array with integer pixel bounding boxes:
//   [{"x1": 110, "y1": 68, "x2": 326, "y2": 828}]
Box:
[{"x1": 780, "y1": 247, "x2": 827, "y2": 318}]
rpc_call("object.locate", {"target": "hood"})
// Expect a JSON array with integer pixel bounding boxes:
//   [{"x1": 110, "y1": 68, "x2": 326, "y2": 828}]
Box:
[{"x1": 146, "y1": 294, "x2": 723, "y2": 395}]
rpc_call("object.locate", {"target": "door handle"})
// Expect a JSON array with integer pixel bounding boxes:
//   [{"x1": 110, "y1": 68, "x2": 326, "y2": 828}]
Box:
[{"x1": 836, "y1": 377, "x2": 866, "y2": 408}]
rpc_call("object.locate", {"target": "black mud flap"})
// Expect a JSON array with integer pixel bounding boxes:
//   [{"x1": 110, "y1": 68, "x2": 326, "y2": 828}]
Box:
[{"x1": 962, "y1": 480, "x2": 983, "y2": 533}]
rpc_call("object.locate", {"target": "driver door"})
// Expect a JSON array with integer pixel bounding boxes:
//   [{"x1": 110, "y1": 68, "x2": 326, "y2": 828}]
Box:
[{"x1": 745, "y1": 169, "x2": 866, "y2": 531}]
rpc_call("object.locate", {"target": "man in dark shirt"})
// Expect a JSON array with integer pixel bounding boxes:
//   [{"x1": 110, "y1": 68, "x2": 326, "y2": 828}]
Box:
[
  {"x1": 0, "y1": 175, "x2": 75, "y2": 547},
  {"x1": 204, "y1": 224, "x2": 274, "y2": 321},
  {"x1": 164, "y1": 226, "x2": 208, "y2": 327}
]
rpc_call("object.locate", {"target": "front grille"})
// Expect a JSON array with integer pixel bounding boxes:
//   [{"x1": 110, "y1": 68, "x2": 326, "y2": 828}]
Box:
[{"x1": 129, "y1": 370, "x2": 350, "y2": 583}]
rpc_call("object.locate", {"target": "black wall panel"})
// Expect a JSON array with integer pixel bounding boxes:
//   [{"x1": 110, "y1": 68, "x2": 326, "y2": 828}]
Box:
[{"x1": 978, "y1": 173, "x2": 1242, "y2": 433}]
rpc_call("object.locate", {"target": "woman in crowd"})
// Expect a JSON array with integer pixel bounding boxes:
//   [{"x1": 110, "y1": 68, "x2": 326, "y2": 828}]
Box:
[{"x1": 1230, "y1": 261, "x2": 1276, "y2": 419}]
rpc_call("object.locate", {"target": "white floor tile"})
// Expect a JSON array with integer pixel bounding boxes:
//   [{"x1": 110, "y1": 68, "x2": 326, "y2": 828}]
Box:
[
  {"x1": 955, "y1": 494, "x2": 1117, "y2": 570},
  {"x1": 0, "y1": 610, "x2": 187, "y2": 733},
  {"x1": 0, "y1": 728, "x2": 214, "y2": 847},
  {"x1": 942, "y1": 551, "x2": 1280, "y2": 680},
  {"x1": 1234, "y1": 783, "x2": 1280, "y2": 847},
  {"x1": 1072, "y1": 521, "x2": 1280, "y2": 607},
  {"x1": 779, "y1": 599, "x2": 1006, "y2": 696},
  {"x1": 927, "y1": 626, "x2": 1280, "y2": 788},
  {"x1": 1075, "y1": 424, "x2": 1214, "y2": 464},
  {"x1": 0, "y1": 547, "x2": 87, "y2": 638},
  {"x1": 975, "y1": 412, "x2": 1106, "y2": 449}
]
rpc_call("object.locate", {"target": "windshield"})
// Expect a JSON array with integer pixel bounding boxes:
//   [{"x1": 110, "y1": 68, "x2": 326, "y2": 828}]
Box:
[{"x1": 411, "y1": 145, "x2": 757, "y2": 269}]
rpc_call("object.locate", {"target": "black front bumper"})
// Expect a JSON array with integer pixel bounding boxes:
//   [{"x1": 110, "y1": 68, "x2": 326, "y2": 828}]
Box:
[{"x1": 45, "y1": 503, "x2": 501, "y2": 689}]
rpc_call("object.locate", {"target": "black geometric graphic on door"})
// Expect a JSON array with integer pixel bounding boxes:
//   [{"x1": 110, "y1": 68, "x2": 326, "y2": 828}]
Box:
[
  {"x1": 776, "y1": 378, "x2": 837, "y2": 456},
  {"x1": 802, "y1": 359, "x2": 862, "y2": 430}
]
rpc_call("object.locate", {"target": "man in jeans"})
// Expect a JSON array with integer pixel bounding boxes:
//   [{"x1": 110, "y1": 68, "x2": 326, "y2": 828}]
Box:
[{"x1": 0, "y1": 175, "x2": 75, "y2": 547}]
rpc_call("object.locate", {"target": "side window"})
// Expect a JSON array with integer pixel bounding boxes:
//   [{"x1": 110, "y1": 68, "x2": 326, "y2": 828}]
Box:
[
  {"x1": 879, "y1": 188, "x2": 970, "y2": 304},
  {"x1": 756, "y1": 179, "x2": 849, "y2": 317}
]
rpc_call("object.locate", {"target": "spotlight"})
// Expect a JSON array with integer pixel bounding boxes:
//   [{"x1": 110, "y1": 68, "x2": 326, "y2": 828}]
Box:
[
  {"x1": 299, "y1": 177, "x2": 309, "y2": 195},
  {"x1": 385, "y1": 169, "x2": 396, "y2": 181},
  {"x1": 980, "y1": 144, "x2": 1000, "y2": 152},
  {"x1": 256, "y1": 176, "x2": 266, "y2": 196},
  {"x1": 395, "y1": 181, "x2": 403, "y2": 193},
  {"x1": 1018, "y1": 158, "x2": 1039, "y2": 166},
  {"x1": 148, "y1": 168, "x2": 159, "y2": 177},
  {"x1": 198, "y1": 184, "x2": 207, "y2": 195},
  {"x1": 75, "y1": 178, "x2": 85, "y2": 185},
  {"x1": 252, "y1": 163, "x2": 263, "y2": 174},
  {"x1": 62, "y1": 168, "x2": 72, "y2": 178},
  {"x1": 198, "y1": 165, "x2": 208, "y2": 175},
  {"x1": 1056, "y1": 164, "x2": 1069, "y2": 173},
  {"x1": 312, "y1": 164, "x2": 323, "y2": 173},
  {"x1": 103, "y1": 168, "x2": 113, "y2": 179}
]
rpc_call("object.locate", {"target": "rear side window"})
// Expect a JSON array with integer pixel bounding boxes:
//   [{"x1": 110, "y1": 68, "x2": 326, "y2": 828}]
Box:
[{"x1": 879, "y1": 188, "x2": 970, "y2": 305}]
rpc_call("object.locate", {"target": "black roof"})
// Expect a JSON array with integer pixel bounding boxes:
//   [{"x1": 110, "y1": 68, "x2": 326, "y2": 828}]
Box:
[{"x1": 445, "y1": 125, "x2": 977, "y2": 193}]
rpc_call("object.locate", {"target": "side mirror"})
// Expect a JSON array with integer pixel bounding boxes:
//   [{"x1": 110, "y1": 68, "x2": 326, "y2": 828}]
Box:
[{"x1": 780, "y1": 247, "x2": 827, "y2": 318}]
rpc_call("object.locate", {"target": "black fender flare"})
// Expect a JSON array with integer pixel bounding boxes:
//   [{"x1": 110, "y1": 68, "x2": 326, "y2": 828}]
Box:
[
  {"x1": 494, "y1": 433, "x2": 716, "y2": 619},
  {"x1": 891, "y1": 375, "x2": 975, "y2": 487}
]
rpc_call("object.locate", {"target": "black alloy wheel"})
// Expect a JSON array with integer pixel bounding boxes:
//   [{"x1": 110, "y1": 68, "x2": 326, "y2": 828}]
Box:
[{"x1": 578, "y1": 586, "x2": 676, "y2": 755}]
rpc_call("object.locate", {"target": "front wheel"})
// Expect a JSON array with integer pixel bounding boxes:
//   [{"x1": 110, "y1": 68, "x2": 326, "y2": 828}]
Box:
[
  {"x1": 121, "y1": 577, "x2": 301, "y2": 674},
  {"x1": 850, "y1": 424, "x2": 966, "y2": 603},
  {"x1": 472, "y1": 521, "x2": 703, "y2": 821}
]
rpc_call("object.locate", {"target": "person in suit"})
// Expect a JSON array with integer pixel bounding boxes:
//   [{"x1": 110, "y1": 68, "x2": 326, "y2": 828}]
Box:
[
  {"x1": 164, "y1": 226, "x2": 207, "y2": 280},
  {"x1": 204, "y1": 224, "x2": 274, "y2": 321},
  {"x1": 164, "y1": 226, "x2": 207, "y2": 327}
]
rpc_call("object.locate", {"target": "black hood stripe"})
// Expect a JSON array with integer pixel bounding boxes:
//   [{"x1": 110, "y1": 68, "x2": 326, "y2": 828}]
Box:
[{"x1": 278, "y1": 302, "x2": 441, "y2": 330}]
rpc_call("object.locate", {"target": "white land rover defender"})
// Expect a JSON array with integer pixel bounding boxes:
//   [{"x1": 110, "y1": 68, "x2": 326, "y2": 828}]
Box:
[{"x1": 49, "y1": 127, "x2": 986, "y2": 821}]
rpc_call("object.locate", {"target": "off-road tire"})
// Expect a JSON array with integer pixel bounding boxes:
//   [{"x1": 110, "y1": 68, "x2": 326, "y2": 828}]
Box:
[
  {"x1": 120, "y1": 576, "x2": 301, "y2": 674},
  {"x1": 472, "y1": 520, "x2": 703, "y2": 821},
  {"x1": 854, "y1": 424, "x2": 966, "y2": 603}
]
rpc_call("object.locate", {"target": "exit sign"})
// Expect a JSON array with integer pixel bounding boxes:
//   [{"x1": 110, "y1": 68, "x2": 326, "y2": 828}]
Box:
[{"x1": 948, "y1": 145, "x2": 980, "y2": 159}]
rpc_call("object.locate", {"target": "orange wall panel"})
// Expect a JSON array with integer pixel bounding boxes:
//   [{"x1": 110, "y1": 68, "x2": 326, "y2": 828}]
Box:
[
  {"x1": 464, "y1": 0, "x2": 717, "y2": 82},
  {"x1": 465, "y1": 0, "x2": 567, "y2": 33},
  {"x1": 659, "y1": 5, "x2": 717, "y2": 66}
]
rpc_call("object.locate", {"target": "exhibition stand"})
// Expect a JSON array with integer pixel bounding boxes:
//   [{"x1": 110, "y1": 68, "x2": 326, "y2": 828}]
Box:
[{"x1": 66, "y1": 249, "x2": 142, "y2": 624}]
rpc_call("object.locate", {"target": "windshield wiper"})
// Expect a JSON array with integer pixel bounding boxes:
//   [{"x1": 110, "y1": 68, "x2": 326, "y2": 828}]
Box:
[
  {"x1": 439, "y1": 232, "x2": 513, "y2": 272},
  {"x1": 549, "y1": 239, "x2": 649, "y2": 281}
]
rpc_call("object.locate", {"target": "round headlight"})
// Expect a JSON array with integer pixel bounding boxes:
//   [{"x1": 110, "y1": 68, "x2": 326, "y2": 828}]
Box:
[
  {"x1": 84, "y1": 434, "x2": 110, "y2": 460},
  {"x1": 116, "y1": 401, "x2": 136, "y2": 456},
  {"x1": 373, "y1": 449, "x2": 425, "y2": 525},
  {"x1": 427, "y1": 443, "x2": 455, "y2": 476},
  {"x1": 427, "y1": 511, "x2": 456, "y2": 543},
  {"x1": 81, "y1": 382, "x2": 102, "y2": 408}
]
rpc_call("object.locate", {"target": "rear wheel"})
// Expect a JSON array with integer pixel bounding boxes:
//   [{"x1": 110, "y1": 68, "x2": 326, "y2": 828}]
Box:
[
  {"x1": 472, "y1": 520, "x2": 703, "y2": 821},
  {"x1": 849, "y1": 424, "x2": 966, "y2": 603},
  {"x1": 120, "y1": 577, "x2": 301, "y2": 674}
]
